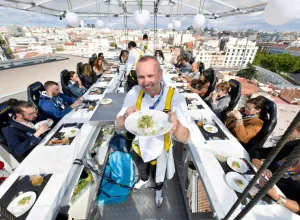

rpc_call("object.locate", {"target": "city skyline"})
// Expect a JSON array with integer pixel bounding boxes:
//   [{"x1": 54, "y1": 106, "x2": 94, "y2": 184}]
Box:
[{"x1": 0, "y1": 6, "x2": 300, "y2": 31}]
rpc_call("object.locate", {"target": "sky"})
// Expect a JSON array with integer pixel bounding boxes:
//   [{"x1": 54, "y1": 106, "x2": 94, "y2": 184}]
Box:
[{"x1": 0, "y1": 6, "x2": 300, "y2": 31}]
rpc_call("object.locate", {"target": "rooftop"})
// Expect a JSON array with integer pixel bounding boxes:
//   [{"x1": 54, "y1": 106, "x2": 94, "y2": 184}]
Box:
[{"x1": 0, "y1": 55, "x2": 87, "y2": 97}]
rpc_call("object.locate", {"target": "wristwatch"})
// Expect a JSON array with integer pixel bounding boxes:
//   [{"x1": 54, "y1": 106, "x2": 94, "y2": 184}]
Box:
[{"x1": 277, "y1": 195, "x2": 287, "y2": 206}]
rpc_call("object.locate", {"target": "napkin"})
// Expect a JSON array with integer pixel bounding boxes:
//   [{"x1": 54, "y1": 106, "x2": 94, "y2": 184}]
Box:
[{"x1": 138, "y1": 136, "x2": 164, "y2": 163}]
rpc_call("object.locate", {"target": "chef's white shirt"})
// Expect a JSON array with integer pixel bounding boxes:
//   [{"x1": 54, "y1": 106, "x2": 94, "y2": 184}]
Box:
[
  {"x1": 117, "y1": 84, "x2": 191, "y2": 161},
  {"x1": 125, "y1": 47, "x2": 142, "y2": 76},
  {"x1": 139, "y1": 40, "x2": 154, "y2": 56}
]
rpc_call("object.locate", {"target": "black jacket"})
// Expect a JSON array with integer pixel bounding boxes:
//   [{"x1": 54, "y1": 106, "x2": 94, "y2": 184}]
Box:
[{"x1": 2, "y1": 114, "x2": 48, "y2": 158}]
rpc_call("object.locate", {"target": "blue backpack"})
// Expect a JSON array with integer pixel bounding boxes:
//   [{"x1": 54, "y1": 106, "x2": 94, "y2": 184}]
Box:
[{"x1": 97, "y1": 135, "x2": 136, "y2": 204}]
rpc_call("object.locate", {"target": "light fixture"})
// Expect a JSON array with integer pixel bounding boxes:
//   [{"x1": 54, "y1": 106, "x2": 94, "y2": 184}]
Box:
[
  {"x1": 65, "y1": 12, "x2": 80, "y2": 27},
  {"x1": 96, "y1": 20, "x2": 105, "y2": 28},
  {"x1": 172, "y1": 20, "x2": 181, "y2": 29},
  {"x1": 264, "y1": 0, "x2": 300, "y2": 25},
  {"x1": 134, "y1": 10, "x2": 150, "y2": 29},
  {"x1": 192, "y1": 14, "x2": 205, "y2": 29}
]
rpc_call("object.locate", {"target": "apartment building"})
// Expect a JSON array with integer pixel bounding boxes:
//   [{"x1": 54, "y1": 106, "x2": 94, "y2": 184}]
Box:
[
  {"x1": 268, "y1": 44, "x2": 289, "y2": 54},
  {"x1": 195, "y1": 38, "x2": 258, "y2": 69},
  {"x1": 222, "y1": 38, "x2": 258, "y2": 68}
]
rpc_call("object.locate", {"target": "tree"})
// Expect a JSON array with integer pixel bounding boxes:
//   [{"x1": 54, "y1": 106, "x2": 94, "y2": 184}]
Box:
[
  {"x1": 56, "y1": 47, "x2": 64, "y2": 51},
  {"x1": 253, "y1": 51, "x2": 300, "y2": 73},
  {"x1": 237, "y1": 63, "x2": 258, "y2": 80}
]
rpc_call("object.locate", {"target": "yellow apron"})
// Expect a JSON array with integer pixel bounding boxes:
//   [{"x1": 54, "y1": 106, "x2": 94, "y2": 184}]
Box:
[
  {"x1": 132, "y1": 87, "x2": 175, "y2": 165},
  {"x1": 141, "y1": 42, "x2": 153, "y2": 54}
]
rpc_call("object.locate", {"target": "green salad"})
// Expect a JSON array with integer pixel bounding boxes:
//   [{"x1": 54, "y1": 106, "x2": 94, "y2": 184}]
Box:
[
  {"x1": 18, "y1": 196, "x2": 31, "y2": 206},
  {"x1": 137, "y1": 115, "x2": 154, "y2": 129}
]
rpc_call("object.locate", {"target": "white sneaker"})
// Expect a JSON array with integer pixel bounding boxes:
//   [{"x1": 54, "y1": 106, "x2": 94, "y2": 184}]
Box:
[
  {"x1": 155, "y1": 189, "x2": 164, "y2": 208},
  {"x1": 134, "y1": 179, "x2": 149, "y2": 189}
]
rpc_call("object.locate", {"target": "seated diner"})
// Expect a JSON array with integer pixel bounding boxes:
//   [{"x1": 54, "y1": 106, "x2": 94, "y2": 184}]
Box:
[
  {"x1": 204, "y1": 81, "x2": 231, "y2": 118},
  {"x1": 67, "y1": 71, "x2": 87, "y2": 97},
  {"x1": 81, "y1": 63, "x2": 97, "y2": 89},
  {"x1": 251, "y1": 140, "x2": 300, "y2": 213},
  {"x1": 225, "y1": 96, "x2": 265, "y2": 145},
  {"x1": 2, "y1": 99, "x2": 53, "y2": 158},
  {"x1": 187, "y1": 68, "x2": 214, "y2": 98}
]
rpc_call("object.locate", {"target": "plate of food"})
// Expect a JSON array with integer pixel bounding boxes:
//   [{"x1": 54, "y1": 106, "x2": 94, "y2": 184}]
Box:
[
  {"x1": 125, "y1": 110, "x2": 173, "y2": 137},
  {"x1": 178, "y1": 88, "x2": 184, "y2": 93},
  {"x1": 188, "y1": 104, "x2": 198, "y2": 110},
  {"x1": 101, "y1": 98, "x2": 112, "y2": 105},
  {"x1": 64, "y1": 129, "x2": 78, "y2": 138},
  {"x1": 90, "y1": 88, "x2": 102, "y2": 94},
  {"x1": 31, "y1": 175, "x2": 44, "y2": 186},
  {"x1": 7, "y1": 191, "x2": 37, "y2": 217},
  {"x1": 203, "y1": 124, "x2": 218, "y2": 133},
  {"x1": 227, "y1": 157, "x2": 249, "y2": 174},
  {"x1": 225, "y1": 172, "x2": 249, "y2": 193},
  {"x1": 34, "y1": 120, "x2": 53, "y2": 130},
  {"x1": 48, "y1": 137, "x2": 70, "y2": 145}
]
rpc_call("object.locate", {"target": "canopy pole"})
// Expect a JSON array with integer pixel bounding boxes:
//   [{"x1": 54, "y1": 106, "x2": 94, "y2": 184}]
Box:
[
  {"x1": 154, "y1": 2, "x2": 158, "y2": 51},
  {"x1": 223, "y1": 110, "x2": 300, "y2": 220},
  {"x1": 122, "y1": 3, "x2": 128, "y2": 49}
]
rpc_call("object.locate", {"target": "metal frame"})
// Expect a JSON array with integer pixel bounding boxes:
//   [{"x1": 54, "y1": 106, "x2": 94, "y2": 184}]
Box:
[{"x1": 0, "y1": 0, "x2": 270, "y2": 19}]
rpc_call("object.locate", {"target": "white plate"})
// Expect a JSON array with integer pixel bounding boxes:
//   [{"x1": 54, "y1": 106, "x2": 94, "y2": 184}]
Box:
[
  {"x1": 34, "y1": 120, "x2": 53, "y2": 130},
  {"x1": 203, "y1": 124, "x2": 218, "y2": 133},
  {"x1": 101, "y1": 98, "x2": 112, "y2": 105},
  {"x1": 7, "y1": 191, "x2": 36, "y2": 217},
  {"x1": 188, "y1": 104, "x2": 198, "y2": 110},
  {"x1": 191, "y1": 100, "x2": 201, "y2": 105},
  {"x1": 125, "y1": 110, "x2": 173, "y2": 137},
  {"x1": 187, "y1": 110, "x2": 202, "y2": 121},
  {"x1": 225, "y1": 172, "x2": 249, "y2": 193},
  {"x1": 227, "y1": 157, "x2": 249, "y2": 174},
  {"x1": 64, "y1": 128, "x2": 79, "y2": 138}
]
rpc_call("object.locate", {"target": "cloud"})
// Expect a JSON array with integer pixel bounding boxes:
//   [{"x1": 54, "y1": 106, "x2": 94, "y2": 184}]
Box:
[{"x1": 0, "y1": 6, "x2": 300, "y2": 31}]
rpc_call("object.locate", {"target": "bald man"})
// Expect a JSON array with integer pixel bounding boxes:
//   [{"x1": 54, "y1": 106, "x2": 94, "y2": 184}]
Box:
[{"x1": 116, "y1": 56, "x2": 190, "y2": 207}]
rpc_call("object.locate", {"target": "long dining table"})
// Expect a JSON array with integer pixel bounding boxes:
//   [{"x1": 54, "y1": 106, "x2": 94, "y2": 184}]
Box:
[
  {"x1": 161, "y1": 63, "x2": 300, "y2": 220},
  {"x1": 0, "y1": 65, "x2": 126, "y2": 220},
  {"x1": 1, "y1": 62, "x2": 299, "y2": 220}
]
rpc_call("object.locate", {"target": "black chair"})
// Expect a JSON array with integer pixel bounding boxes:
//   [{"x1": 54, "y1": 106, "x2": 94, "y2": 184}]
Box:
[
  {"x1": 0, "y1": 100, "x2": 24, "y2": 163},
  {"x1": 89, "y1": 54, "x2": 97, "y2": 66},
  {"x1": 60, "y1": 69, "x2": 76, "y2": 98},
  {"x1": 76, "y1": 62, "x2": 83, "y2": 76},
  {"x1": 76, "y1": 62, "x2": 88, "y2": 86},
  {"x1": 27, "y1": 81, "x2": 45, "y2": 109},
  {"x1": 202, "y1": 69, "x2": 216, "y2": 99},
  {"x1": 244, "y1": 97, "x2": 277, "y2": 152},
  {"x1": 221, "y1": 79, "x2": 242, "y2": 122}
]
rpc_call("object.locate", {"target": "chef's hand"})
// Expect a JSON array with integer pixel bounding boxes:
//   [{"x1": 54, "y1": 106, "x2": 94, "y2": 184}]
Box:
[
  {"x1": 168, "y1": 112, "x2": 178, "y2": 133},
  {"x1": 124, "y1": 106, "x2": 138, "y2": 119}
]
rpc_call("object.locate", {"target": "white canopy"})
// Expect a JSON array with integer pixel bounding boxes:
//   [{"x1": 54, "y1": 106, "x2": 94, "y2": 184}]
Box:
[{"x1": 0, "y1": 0, "x2": 269, "y2": 19}]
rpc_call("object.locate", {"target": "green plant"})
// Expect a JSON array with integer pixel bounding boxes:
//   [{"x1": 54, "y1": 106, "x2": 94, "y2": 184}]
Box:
[
  {"x1": 253, "y1": 51, "x2": 300, "y2": 73},
  {"x1": 237, "y1": 63, "x2": 258, "y2": 80}
]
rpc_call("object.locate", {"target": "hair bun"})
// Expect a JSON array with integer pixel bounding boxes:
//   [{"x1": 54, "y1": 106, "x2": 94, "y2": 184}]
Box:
[{"x1": 7, "y1": 98, "x2": 18, "y2": 106}]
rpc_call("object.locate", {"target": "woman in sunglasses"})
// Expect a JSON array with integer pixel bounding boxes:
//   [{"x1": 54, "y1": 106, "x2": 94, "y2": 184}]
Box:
[
  {"x1": 250, "y1": 139, "x2": 300, "y2": 213},
  {"x1": 225, "y1": 96, "x2": 265, "y2": 144}
]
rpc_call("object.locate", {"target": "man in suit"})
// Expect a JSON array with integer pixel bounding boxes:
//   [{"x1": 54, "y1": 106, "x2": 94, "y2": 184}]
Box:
[{"x1": 2, "y1": 100, "x2": 53, "y2": 159}]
